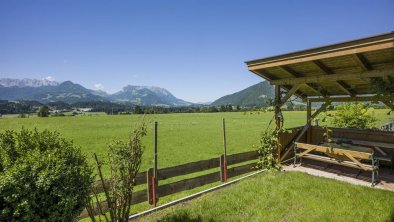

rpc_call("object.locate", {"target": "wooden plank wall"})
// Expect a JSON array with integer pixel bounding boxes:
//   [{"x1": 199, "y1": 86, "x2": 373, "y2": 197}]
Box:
[
  {"x1": 79, "y1": 150, "x2": 259, "y2": 219},
  {"x1": 310, "y1": 126, "x2": 394, "y2": 144},
  {"x1": 278, "y1": 126, "x2": 306, "y2": 156}
]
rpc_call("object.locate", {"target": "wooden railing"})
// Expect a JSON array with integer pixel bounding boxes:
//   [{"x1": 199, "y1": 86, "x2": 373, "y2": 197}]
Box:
[{"x1": 79, "y1": 150, "x2": 259, "y2": 219}]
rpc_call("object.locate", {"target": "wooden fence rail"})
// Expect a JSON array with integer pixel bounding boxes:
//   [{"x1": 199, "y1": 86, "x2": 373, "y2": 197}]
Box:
[{"x1": 79, "y1": 150, "x2": 259, "y2": 219}]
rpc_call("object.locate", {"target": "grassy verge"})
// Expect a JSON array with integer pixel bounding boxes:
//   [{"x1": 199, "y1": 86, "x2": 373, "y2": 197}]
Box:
[{"x1": 138, "y1": 171, "x2": 394, "y2": 222}]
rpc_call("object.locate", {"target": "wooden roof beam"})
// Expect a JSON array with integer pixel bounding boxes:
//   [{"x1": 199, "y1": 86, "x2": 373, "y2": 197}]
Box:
[
  {"x1": 305, "y1": 95, "x2": 393, "y2": 103},
  {"x1": 271, "y1": 67, "x2": 394, "y2": 85},
  {"x1": 280, "y1": 84, "x2": 301, "y2": 107},
  {"x1": 255, "y1": 69, "x2": 306, "y2": 99},
  {"x1": 279, "y1": 65, "x2": 328, "y2": 96},
  {"x1": 312, "y1": 60, "x2": 355, "y2": 96},
  {"x1": 352, "y1": 53, "x2": 372, "y2": 71}
]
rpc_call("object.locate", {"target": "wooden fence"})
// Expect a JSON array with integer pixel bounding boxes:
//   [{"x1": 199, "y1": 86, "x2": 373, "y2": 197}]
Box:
[{"x1": 79, "y1": 150, "x2": 259, "y2": 219}]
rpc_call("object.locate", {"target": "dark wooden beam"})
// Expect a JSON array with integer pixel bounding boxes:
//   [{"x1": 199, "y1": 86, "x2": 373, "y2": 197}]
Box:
[
  {"x1": 280, "y1": 84, "x2": 301, "y2": 106},
  {"x1": 256, "y1": 68, "x2": 306, "y2": 99},
  {"x1": 304, "y1": 95, "x2": 392, "y2": 103},
  {"x1": 352, "y1": 53, "x2": 372, "y2": 71},
  {"x1": 279, "y1": 65, "x2": 328, "y2": 96},
  {"x1": 271, "y1": 68, "x2": 394, "y2": 85},
  {"x1": 312, "y1": 60, "x2": 355, "y2": 96}
]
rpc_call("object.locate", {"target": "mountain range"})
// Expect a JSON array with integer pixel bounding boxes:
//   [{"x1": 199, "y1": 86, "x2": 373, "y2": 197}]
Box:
[
  {"x1": 0, "y1": 78, "x2": 192, "y2": 106},
  {"x1": 0, "y1": 78, "x2": 277, "y2": 107}
]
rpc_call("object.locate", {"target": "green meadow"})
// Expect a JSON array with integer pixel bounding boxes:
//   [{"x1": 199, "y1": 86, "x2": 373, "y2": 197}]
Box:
[
  {"x1": 1, "y1": 109, "x2": 393, "y2": 220},
  {"x1": 141, "y1": 171, "x2": 394, "y2": 222},
  {"x1": 0, "y1": 110, "x2": 392, "y2": 175}
]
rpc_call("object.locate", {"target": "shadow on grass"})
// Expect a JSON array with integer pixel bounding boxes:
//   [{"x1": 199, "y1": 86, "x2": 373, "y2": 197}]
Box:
[
  {"x1": 390, "y1": 207, "x2": 394, "y2": 222},
  {"x1": 157, "y1": 211, "x2": 216, "y2": 222}
]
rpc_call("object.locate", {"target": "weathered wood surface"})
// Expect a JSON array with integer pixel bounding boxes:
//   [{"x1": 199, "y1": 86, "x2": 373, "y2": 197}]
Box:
[
  {"x1": 227, "y1": 162, "x2": 256, "y2": 178},
  {"x1": 157, "y1": 157, "x2": 220, "y2": 180},
  {"x1": 94, "y1": 171, "x2": 146, "y2": 194},
  {"x1": 157, "y1": 150, "x2": 258, "y2": 180},
  {"x1": 79, "y1": 189, "x2": 147, "y2": 218},
  {"x1": 311, "y1": 126, "x2": 394, "y2": 144},
  {"x1": 80, "y1": 150, "x2": 259, "y2": 219},
  {"x1": 295, "y1": 142, "x2": 372, "y2": 160},
  {"x1": 226, "y1": 150, "x2": 259, "y2": 165},
  {"x1": 300, "y1": 154, "x2": 374, "y2": 171},
  {"x1": 157, "y1": 171, "x2": 221, "y2": 197}
]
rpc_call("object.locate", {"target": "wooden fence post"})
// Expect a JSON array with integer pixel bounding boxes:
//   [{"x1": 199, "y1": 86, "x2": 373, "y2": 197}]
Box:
[
  {"x1": 220, "y1": 154, "x2": 227, "y2": 182},
  {"x1": 147, "y1": 168, "x2": 158, "y2": 206},
  {"x1": 221, "y1": 119, "x2": 228, "y2": 182}
]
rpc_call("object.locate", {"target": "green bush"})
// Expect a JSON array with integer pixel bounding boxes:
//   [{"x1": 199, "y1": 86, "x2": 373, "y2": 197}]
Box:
[
  {"x1": 0, "y1": 128, "x2": 94, "y2": 221},
  {"x1": 256, "y1": 128, "x2": 282, "y2": 170},
  {"x1": 331, "y1": 103, "x2": 378, "y2": 129}
]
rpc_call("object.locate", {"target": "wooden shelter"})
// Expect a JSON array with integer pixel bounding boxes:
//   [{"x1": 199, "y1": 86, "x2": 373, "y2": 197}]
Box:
[{"x1": 245, "y1": 32, "x2": 394, "y2": 185}]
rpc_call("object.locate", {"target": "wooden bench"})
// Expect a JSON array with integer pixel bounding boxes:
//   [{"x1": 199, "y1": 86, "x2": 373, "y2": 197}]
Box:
[
  {"x1": 294, "y1": 142, "x2": 379, "y2": 186},
  {"x1": 332, "y1": 138, "x2": 394, "y2": 173}
]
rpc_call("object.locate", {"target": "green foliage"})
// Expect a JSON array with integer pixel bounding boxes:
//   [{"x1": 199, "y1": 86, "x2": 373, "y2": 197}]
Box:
[
  {"x1": 0, "y1": 128, "x2": 94, "y2": 221},
  {"x1": 256, "y1": 128, "x2": 283, "y2": 170},
  {"x1": 37, "y1": 105, "x2": 50, "y2": 117},
  {"x1": 331, "y1": 103, "x2": 378, "y2": 129},
  {"x1": 88, "y1": 121, "x2": 147, "y2": 222}
]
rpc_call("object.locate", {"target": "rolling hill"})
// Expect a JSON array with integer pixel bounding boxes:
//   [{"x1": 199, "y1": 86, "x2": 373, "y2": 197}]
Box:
[{"x1": 211, "y1": 81, "x2": 275, "y2": 107}]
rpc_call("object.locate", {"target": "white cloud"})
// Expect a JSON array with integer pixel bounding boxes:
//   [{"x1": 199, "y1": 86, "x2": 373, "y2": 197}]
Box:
[
  {"x1": 94, "y1": 83, "x2": 104, "y2": 90},
  {"x1": 43, "y1": 76, "x2": 55, "y2": 81}
]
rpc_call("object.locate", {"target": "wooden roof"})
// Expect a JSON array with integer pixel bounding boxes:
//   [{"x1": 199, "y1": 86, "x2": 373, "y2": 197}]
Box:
[{"x1": 245, "y1": 32, "x2": 394, "y2": 102}]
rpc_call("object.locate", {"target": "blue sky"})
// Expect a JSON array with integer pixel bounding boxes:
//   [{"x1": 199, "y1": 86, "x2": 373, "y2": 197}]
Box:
[{"x1": 0, "y1": 1, "x2": 393, "y2": 102}]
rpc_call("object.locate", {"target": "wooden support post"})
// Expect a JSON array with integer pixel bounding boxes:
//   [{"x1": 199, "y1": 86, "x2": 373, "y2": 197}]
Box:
[
  {"x1": 220, "y1": 154, "x2": 227, "y2": 182},
  {"x1": 275, "y1": 85, "x2": 282, "y2": 130},
  {"x1": 148, "y1": 121, "x2": 159, "y2": 207},
  {"x1": 222, "y1": 118, "x2": 227, "y2": 182},
  {"x1": 280, "y1": 101, "x2": 331, "y2": 162},
  {"x1": 147, "y1": 168, "x2": 156, "y2": 205},
  {"x1": 154, "y1": 121, "x2": 158, "y2": 179},
  {"x1": 275, "y1": 85, "x2": 282, "y2": 160},
  {"x1": 307, "y1": 100, "x2": 312, "y2": 144}
]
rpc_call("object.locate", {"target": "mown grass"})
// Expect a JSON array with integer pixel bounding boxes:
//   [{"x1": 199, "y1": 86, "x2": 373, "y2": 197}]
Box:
[
  {"x1": 1, "y1": 110, "x2": 392, "y2": 221},
  {"x1": 0, "y1": 110, "x2": 391, "y2": 176},
  {"x1": 139, "y1": 171, "x2": 394, "y2": 222}
]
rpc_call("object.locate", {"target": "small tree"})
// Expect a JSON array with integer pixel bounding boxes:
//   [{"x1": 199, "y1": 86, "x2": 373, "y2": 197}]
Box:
[
  {"x1": 0, "y1": 128, "x2": 94, "y2": 221},
  {"x1": 88, "y1": 121, "x2": 147, "y2": 222},
  {"x1": 37, "y1": 105, "x2": 50, "y2": 117},
  {"x1": 331, "y1": 103, "x2": 378, "y2": 129}
]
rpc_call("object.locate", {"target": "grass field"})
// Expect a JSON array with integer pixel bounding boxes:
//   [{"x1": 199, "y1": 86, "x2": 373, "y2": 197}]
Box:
[
  {"x1": 140, "y1": 171, "x2": 394, "y2": 222},
  {"x1": 1, "y1": 110, "x2": 393, "y2": 220},
  {"x1": 0, "y1": 110, "x2": 392, "y2": 176}
]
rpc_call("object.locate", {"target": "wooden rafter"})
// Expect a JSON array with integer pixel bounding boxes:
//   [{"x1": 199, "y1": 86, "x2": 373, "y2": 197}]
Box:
[
  {"x1": 271, "y1": 67, "x2": 394, "y2": 85},
  {"x1": 352, "y1": 53, "x2": 372, "y2": 71},
  {"x1": 279, "y1": 84, "x2": 301, "y2": 106},
  {"x1": 279, "y1": 65, "x2": 327, "y2": 96},
  {"x1": 312, "y1": 60, "x2": 355, "y2": 96},
  {"x1": 255, "y1": 69, "x2": 306, "y2": 99},
  {"x1": 305, "y1": 95, "x2": 393, "y2": 103}
]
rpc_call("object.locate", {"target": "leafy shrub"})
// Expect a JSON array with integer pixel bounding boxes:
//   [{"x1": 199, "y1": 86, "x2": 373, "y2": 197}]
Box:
[
  {"x1": 331, "y1": 103, "x2": 378, "y2": 129},
  {"x1": 0, "y1": 128, "x2": 94, "y2": 221},
  {"x1": 88, "y1": 121, "x2": 147, "y2": 222},
  {"x1": 256, "y1": 128, "x2": 282, "y2": 170}
]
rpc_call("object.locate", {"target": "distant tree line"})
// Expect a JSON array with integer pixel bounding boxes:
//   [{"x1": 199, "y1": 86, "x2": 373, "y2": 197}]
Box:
[{"x1": 0, "y1": 99, "x2": 390, "y2": 116}]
